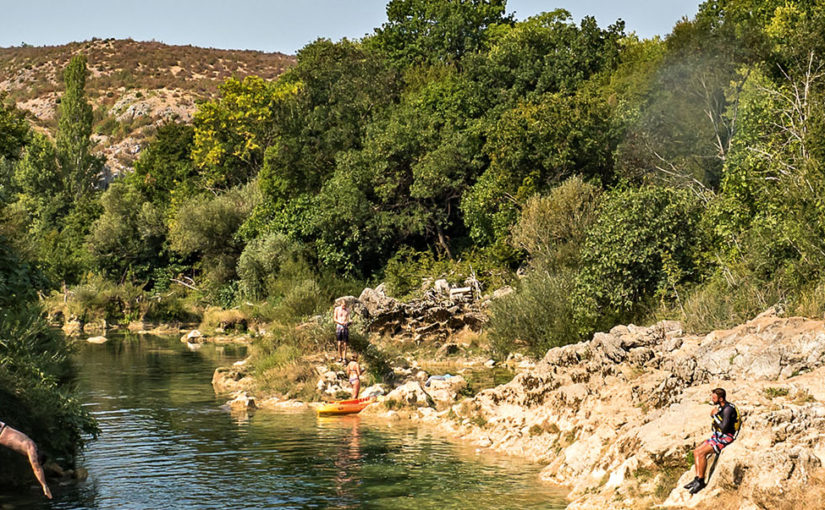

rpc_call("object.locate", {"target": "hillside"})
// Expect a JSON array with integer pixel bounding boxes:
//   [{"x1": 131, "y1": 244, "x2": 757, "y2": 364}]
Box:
[{"x1": 0, "y1": 38, "x2": 295, "y2": 175}]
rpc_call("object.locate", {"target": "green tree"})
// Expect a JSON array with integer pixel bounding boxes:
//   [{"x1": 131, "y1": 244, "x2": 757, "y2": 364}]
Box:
[
  {"x1": 169, "y1": 183, "x2": 259, "y2": 288},
  {"x1": 462, "y1": 90, "x2": 618, "y2": 245},
  {"x1": 129, "y1": 123, "x2": 197, "y2": 206},
  {"x1": 511, "y1": 176, "x2": 601, "y2": 271},
  {"x1": 56, "y1": 55, "x2": 100, "y2": 201},
  {"x1": 192, "y1": 76, "x2": 300, "y2": 189},
  {"x1": 87, "y1": 180, "x2": 167, "y2": 281},
  {"x1": 371, "y1": 0, "x2": 510, "y2": 67},
  {"x1": 0, "y1": 94, "x2": 30, "y2": 161},
  {"x1": 573, "y1": 187, "x2": 705, "y2": 334},
  {"x1": 466, "y1": 10, "x2": 625, "y2": 104},
  {"x1": 307, "y1": 68, "x2": 486, "y2": 273}
]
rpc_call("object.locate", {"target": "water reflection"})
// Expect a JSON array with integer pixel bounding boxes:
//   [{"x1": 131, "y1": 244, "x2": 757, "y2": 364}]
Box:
[{"x1": 0, "y1": 334, "x2": 566, "y2": 509}]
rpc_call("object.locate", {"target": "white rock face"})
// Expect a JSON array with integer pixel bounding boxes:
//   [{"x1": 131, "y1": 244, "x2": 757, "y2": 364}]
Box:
[
  {"x1": 228, "y1": 392, "x2": 257, "y2": 411},
  {"x1": 445, "y1": 312, "x2": 825, "y2": 509},
  {"x1": 385, "y1": 381, "x2": 435, "y2": 408},
  {"x1": 425, "y1": 375, "x2": 467, "y2": 409},
  {"x1": 86, "y1": 336, "x2": 108, "y2": 344}
]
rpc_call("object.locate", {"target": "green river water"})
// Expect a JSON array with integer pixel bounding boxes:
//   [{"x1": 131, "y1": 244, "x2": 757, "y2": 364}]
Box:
[{"x1": 1, "y1": 333, "x2": 567, "y2": 509}]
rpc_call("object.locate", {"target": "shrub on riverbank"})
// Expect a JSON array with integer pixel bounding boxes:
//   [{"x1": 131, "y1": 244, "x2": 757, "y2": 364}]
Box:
[
  {"x1": 488, "y1": 270, "x2": 579, "y2": 358},
  {"x1": 0, "y1": 237, "x2": 98, "y2": 486},
  {"x1": 250, "y1": 322, "x2": 325, "y2": 400},
  {"x1": 45, "y1": 275, "x2": 201, "y2": 326}
]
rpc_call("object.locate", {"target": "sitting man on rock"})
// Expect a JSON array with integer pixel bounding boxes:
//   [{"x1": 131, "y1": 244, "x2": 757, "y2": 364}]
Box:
[{"x1": 684, "y1": 387, "x2": 741, "y2": 494}]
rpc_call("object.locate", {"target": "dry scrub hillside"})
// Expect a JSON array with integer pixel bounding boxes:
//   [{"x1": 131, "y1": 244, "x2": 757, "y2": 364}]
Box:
[{"x1": 0, "y1": 38, "x2": 295, "y2": 175}]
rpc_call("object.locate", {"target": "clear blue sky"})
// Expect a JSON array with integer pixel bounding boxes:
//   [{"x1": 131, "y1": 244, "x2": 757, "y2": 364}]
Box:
[{"x1": 0, "y1": 1, "x2": 701, "y2": 54}]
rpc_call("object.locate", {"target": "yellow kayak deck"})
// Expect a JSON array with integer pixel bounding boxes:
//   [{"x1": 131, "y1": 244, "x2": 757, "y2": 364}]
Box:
[{"x1": 316, "y1": 397, "x2": 374, "y2": 415}]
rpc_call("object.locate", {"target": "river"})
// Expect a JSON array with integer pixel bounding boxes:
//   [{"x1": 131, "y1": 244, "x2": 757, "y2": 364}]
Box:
[{"x1": 1, "y1": 333, "x2": 567, "y2": 509}]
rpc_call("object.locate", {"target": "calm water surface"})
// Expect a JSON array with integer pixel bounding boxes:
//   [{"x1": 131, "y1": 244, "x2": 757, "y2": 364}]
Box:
[{"x1": 2, "y1": 333, "x2": 566, "y2": 509}]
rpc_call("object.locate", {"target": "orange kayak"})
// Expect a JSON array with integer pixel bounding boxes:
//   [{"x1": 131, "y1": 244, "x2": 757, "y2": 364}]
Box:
[{"x1": 317, "y1": 397, "x2": 374, "y2": 415}]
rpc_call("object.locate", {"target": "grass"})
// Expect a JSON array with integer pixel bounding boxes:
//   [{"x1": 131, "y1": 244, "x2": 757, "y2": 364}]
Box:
[
  {"x1": 792, "y1": 389, "x2": 816, "y2": 404},
  {"x1": 469, "y1": 414, "x2": 488, "y2": 428},
  {"x1": 200, "y1": 307, "x2": 248, "y2": 334},
  {"x1": 763, "y1": 387, "x2": 790, "y2": 399},
  {"x1": 529, "y1": 421, "x2": 560, "y2": 436},
  {"x1": 632, "y1": 452, "x2": 693, "y2": 503}
]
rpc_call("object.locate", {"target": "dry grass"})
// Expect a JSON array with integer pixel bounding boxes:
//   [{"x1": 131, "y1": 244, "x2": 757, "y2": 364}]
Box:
[
  {"x1": 708, "y1": 470, "x2": 825, "y2": 510},
  {"x1": 0, "y1": 38, "x2": 295, "y2": 103},
  {"x1": 200, "y1": 307, "x2": 249, "y2": 333}
]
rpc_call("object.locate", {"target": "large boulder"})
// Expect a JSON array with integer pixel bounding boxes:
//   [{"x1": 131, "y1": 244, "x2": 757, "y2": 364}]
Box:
[
  {"x1": 425, "y1": 375, "x2": 467, "y2": 408},
  {"x1": 385, "y1": 381, "x2": 435, "y2": 408},
  {"x1": 212, "y1": 365, "x2": 255, "y2": 393},
  {"x1": 358, "y1": 285, "x2": 398, "y2": 318}
]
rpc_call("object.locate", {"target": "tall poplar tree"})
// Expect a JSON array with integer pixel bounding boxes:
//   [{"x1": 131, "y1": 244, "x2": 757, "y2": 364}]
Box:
[{"x1": 56, "y1": 55, "x2": 97, "y2": 200}]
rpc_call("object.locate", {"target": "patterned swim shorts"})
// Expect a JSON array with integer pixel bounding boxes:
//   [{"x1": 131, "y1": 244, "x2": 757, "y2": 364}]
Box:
[{"x1": 704, "y1": 432, "x2": 735, "y2": 454}]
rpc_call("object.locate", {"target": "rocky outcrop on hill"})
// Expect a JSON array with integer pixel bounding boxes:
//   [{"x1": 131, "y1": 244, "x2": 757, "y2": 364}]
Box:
[
  {"x1": 1, "y1": 39, "x2": 294, "y2": 176},
  {"x1": 354, "y1": 283, "x2": 487, "y2": 344},
  {"x1": 427, "y1": 308, "x2": 825, "y2": 509}
]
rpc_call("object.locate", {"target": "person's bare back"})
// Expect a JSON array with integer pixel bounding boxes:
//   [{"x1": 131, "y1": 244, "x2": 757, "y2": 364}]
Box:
[{"x1": 0, "y1": 421, "x2": 52, "y2": 499}]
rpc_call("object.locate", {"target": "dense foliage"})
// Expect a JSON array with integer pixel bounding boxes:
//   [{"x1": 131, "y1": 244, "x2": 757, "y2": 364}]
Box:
[
  {"x1": 0, "y1": 236, "x2": 98, "y2": 484},
  {"x1": 4, "y1": 0, "x2": 825, "y2": 362}
]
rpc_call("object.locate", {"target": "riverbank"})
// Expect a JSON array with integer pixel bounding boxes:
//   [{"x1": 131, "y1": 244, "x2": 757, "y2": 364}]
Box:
[{"x1": 212, "y1": 301, "x2": 825, "y2": 510}]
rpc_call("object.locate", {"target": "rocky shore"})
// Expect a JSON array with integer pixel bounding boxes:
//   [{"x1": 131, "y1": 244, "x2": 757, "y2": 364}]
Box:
[{"x1": 214, "y1": 304, "x2": 825, "y2": 509}]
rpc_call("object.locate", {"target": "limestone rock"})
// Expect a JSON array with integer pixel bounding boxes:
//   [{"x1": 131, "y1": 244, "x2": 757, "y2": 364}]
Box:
[
  {"x1": 425, "y1": 375, "x2": 467, "y2": 408},
  {"x1": 86, "y1": 335, "x2": 108, "y2": 344},
  {"x1": 385, "y1": 381, "x2": 435, "y2": 408},
  {"x1": 181, "y1": 329, "x2": 204, "y2": 343},
  {"x1": 447, "y1": 310, "x2": 825, "y2": 509},
  {"x1": 212, "y1": 366, "x2": 254, "y2": 393},
  {"x1": 228, "y1": 392, "x2": 257, "y2": 411},
  {"x1": 358, "y1": 286, "x2": 398, "y2": 318}
]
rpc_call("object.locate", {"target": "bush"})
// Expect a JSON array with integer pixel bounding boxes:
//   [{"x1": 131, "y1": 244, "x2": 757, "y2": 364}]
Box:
[
  {"x1": 574, "y1": 187, "x2": 705, "y2": 336},
  {"x1": 383, "y1": 246, "x2": 509, "y2": 299},
  {"x1": 272, "y1": 279, "x2": 324, "y2": 323},
  {"x1": 488, "y1": 270, "x2": 580, "y2": 359},
  {"x1": 511, "y1": 176, "x2": 601, "y2": 271},
  {"x1": 0, "y1": 238, "x2": 97, "y2": 485},
  {"x1": 236, "y1": 233, "x2": 308, "y2": 300},
  {"x1": 200, "y1": 306, "x2": 248, "y2": 334},
  {"x1": 680, "y1": 271, "x2": 784, "y2": 333}
]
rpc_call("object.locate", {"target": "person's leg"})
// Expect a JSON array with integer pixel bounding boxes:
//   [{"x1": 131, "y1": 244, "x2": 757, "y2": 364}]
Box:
[
  {"x1": 0, "y1": 426, "x2": 52, "y2": 499},
  {"x1": 337, "y1": 340, "x2": 343, "y2": 361},
  {"x1": 694, "y1": 442, "x2": 715, "y2": 479},
  {"x1": 352, "y1": 379, "x2": 360, "y2": 399}
]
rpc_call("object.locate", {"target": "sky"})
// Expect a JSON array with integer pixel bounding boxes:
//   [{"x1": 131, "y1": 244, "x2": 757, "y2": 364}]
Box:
[{"x1": 0, "y1": 0, "x2": 702, "y2": 54}]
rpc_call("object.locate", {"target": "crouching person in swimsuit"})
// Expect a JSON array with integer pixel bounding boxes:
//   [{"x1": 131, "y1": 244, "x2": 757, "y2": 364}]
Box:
[
  {"x1": 684, "y1": 387, "x2": 740, "y2": 494},
  {"x1": 0, "y1": 420, "x2": 52, "y2": 499},
  {"x1": 347, "y1": 354, "x2": 361, "y2": 399}
]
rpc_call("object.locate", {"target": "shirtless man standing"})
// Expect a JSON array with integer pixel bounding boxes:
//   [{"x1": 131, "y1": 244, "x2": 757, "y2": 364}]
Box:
[
  {"x1": 0, "y1": 420, "x2": 52, "y2": 499},
  {"x1": 334, "y1": 299, "x2": 351, "y2": 363}
]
